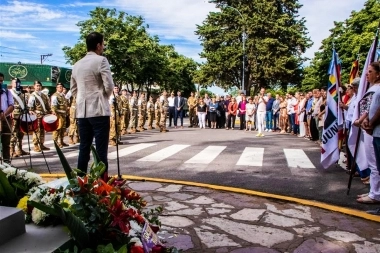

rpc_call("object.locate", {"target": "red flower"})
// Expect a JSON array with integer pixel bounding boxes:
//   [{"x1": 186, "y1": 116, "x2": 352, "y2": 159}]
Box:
[
  {"x1": 49, "y1": 188, "x2": 56, "y2": 194},
  {"x1": 135, "y1": 214, "x2": 145, "y2": 225},
  {"x1": 152, "y1": 245, "x2": 165, "y2": 253},
  {"x1": 94, "y1": 179, "x2": 114, "y2": 196},
  {"x1": 108, "y1": 199, "x2": 131, "y2": 234},
  {"x1": 150, "y1": 224, "x2": 160, "y2": 233},
  {"x1": 120, "y1": 188, "x2": 132, "y2": 198},
  {"x1": 77, "y1": 176, "x2": 89, "y2": 193},
  {"x1": 130, "y1": 245, "x2": 144, "y2": 253}
]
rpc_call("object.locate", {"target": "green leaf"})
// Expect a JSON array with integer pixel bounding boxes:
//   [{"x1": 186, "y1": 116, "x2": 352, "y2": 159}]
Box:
[
  {"x1": 54, "y1": 141, "x2": 73, "y2": 180},
  {"x1": 116, "y1": 244, "x2": 127, "y2": 253},
  {"x1": 28, "y1": 200, "x2": 59, "y2": 216},
  {"x1": 90, "y1": 145, "x2": 101, "y2": 166},
  {"x1": 0, "y1": 170, "x2": 17, "y2": 201},
  {"x1": 54, "y1": 204, "x2": 90, "y2": 249},
  {"x1": 11, "y1": 182, "x2": 28, "y2": 191}
]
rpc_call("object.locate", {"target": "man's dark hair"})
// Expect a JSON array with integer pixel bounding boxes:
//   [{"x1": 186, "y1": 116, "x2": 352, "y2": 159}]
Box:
[
  {"x1": 0, "y1": 72, "x2": 4, "y2": 78},
  {"x1": 86, "y1": 32, "x2": 104, "y2": 52}
]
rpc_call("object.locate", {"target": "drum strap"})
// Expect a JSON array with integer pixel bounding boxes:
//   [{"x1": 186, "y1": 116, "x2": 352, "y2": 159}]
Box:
[
  {"x1": 32, "y1": 92, "x2": 47, "y2": 112},
  {"x1": 10, "y1": 89, "x2": 25, "y2": 110}
]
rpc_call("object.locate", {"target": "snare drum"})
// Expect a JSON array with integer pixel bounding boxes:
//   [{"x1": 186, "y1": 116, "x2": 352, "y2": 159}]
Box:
[
  {"x1": 20, "y1": 114, "x2": 38, "y2": 134},
  {"x1": 42, "y1": 114, "x2": 59, "y2": 132}
]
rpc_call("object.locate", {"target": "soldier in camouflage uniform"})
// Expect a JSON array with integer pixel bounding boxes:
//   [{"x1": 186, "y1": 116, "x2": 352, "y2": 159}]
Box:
[
  {"x1": 65, "y1": 90, "x2": 79, "y2": 144},
  {"x1": 187, "y1": 91, "x2": 198, "y2": 127},
  {"x1": 129, "y1": 91, "x2": 138, "y2": 133},
  {"x1": 154, "y1": 98, "x2": 161, "y2": 129},
  {"x1": 146, "y1": 95, "x2": 155, "y2": 129},
  {"x1": 51, "y1": 83, "x2": 69, "y2": 148},
  {"x1": 109, "y1": 86, "x2": 122, "y2": 146},
  {"x1": 28, "y1": 81, "x2": 52, "y2": 152},
  {"x1": 158, "y1": 90, "x2": 169, "y2": 133},
  {"x1": 119, "y1": 87, "x2": 130, "y2": 135},
  {"x1": 137, "y1": 93, "x2": 147, "y2": 132},
  {"x1": 9, "y1": 79, "x2": 29, "y2": 157}
]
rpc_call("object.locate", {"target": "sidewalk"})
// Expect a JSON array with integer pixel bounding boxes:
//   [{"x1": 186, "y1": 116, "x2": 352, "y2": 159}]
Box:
[
  {"x1": 126, "y1": 177, "x2": 380, "y2": 252},
  {"x1": 2, "y1": 175, "x2": 380, "y2": 253}
]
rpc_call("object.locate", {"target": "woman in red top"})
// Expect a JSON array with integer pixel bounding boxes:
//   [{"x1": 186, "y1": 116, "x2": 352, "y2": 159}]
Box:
[{"x1": 227, "y1": 97, "x2": 238, "y2": 130}]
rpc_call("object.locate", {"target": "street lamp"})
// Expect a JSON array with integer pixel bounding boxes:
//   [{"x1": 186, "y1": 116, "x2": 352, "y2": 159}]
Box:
[{"x1": 221, "y1": 5, "x2": 246, "y2": 93}]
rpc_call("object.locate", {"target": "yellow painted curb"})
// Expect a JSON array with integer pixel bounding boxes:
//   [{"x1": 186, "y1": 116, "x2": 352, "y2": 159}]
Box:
[{"x1": 40, "y1": 173, "x2": 380, "y2": 223}]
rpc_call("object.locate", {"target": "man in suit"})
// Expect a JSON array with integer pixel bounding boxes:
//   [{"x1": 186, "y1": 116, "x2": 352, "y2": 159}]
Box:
[
  {"x1": 174, "y1": 91, "x2": 185, "y2": 128},
  {"x1": 71, "y1": 32, "x2": 114, "y2": 177}
]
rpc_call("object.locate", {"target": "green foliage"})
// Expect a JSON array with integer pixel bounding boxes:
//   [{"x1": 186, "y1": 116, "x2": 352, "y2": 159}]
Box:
[
  {"x1": 0, "y1": 169, "x2": 18, "y2": 206},
  {"x1": 63, "y1": 7, "x2": 198, "y2": 98},
  {"x1": 196, "y1": 0, "x2": 312, "y2": 95},
  {"x1": 199, "y1": 89, "x2": 215, "y2": 98},
  {"x1": 302, "y1": 0, "x2": 380, "y2": 89},
  {"x1": 54, "y1": 141, "x2": 73, "y2": 180}
]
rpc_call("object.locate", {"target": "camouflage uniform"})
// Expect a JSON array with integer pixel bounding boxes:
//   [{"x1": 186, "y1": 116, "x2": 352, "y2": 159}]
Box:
[
  {"x1": 28, "y1": 91, "x2": 51, "y2": 152},
  {"x1": 9, "y1": 88, "x2": 29, "y2": 157},
  {"x1": 159, "y1": 95, "x2": 169, "y2": 132},
  {"x1": 109, "y1": 95, "x2": 122, "y2": 145},
  {"x1": 188, "y1": 95, "x2": 198, "y2": 127},
  {"x1": 154, "y1": 100, "x2": 161, "y2": 129},
  {"x1": 129, "y1": 94, "x2": 138, "y2": 133},
  {"x1": 137, "y1": 95, "x2": 147, "y2": 131},
  {"x1": 51, "y1": 91, "x2": 68, "y2": 148},
  {"x1": 67, "y1": 93, "x2": 79, "y2": 144},
  {"x1": 119, "y1": 94, "x2": 130, "y2": 135},
  {"x1": 146, "y1": 98, "x2": 155, "y2": 129}
]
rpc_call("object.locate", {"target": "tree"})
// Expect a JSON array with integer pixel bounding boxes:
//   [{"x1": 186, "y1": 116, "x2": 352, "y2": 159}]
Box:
[
  {"x1": 195, "y1": 0, "x2": 312, "y2": 96},
  {"x1": 302, "y1": 0, "x2": 380, "y2": 89},
  {"x1": 63, "y1": 7, "x2": 197, "y2": 97}
]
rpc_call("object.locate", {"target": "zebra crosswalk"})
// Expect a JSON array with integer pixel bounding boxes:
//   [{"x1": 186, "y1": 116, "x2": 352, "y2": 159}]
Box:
[{"x1": 14, "y1": 140, "x2": 321, "y2": 175}]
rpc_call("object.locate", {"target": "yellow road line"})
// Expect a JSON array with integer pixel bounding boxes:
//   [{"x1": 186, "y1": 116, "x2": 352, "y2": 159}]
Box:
[{"x1": 40, "y1": 173, "x2": 380, "y2": 223}]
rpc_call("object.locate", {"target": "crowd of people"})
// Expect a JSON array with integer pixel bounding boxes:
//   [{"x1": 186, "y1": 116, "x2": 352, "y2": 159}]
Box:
[
  {"x1": 1, "y1": 30, "x2": 379, "y2": 208},
  {"x1": 0, "y1": 74, "x2": 75, "y2": 164},
  {"x1": 186, "y1": 88, "x2": 328, "y2": 143}
]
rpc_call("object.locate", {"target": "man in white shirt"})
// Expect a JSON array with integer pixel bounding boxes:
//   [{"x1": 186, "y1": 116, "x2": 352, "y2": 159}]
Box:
[
  {"x1": 168, "y1": 92, "x2": 175, "y2": 127},
  {"x1": 256, "y1": 88, "x2": 267, "y2": 137},
  {"x1": 287, "y1": 92, "x2": 298, "y2": 134}
]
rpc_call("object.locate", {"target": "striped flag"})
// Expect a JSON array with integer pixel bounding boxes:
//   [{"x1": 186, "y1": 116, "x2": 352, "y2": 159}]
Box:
[
  {"x1": 321, "y1": 49, "x2": 341, "y2": 169},
  {"x1": 349, "y1": 60, "x2": 359, "y2": 84},
  {"x1": 348, "y1": 38, "x2": 378, "y2": 171}
]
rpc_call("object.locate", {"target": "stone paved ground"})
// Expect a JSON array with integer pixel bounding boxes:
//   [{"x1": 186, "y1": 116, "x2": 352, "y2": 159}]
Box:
[{"x1": 128, "y1": 181, "x2": 380, "y2": 253}]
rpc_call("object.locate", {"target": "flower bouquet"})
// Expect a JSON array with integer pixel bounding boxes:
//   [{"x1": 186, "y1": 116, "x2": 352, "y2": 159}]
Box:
[
  {"x1": 0, "y1": 163, "x2": 44, "y2": 207},
  {"x1": 28, "y1": 143, "x2": 180, "y2": 253}
]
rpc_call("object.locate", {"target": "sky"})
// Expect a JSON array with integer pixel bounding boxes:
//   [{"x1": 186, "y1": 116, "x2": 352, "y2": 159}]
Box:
[{"x1": 0, "y1": 0, "x2": 367, "y2": 94}]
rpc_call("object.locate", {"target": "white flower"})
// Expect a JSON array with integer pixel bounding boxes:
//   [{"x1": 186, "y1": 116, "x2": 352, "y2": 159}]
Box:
[
  {"x1": 129, "y1": 220, "x2": 143, "y2": 233},
  {"x1": 129, "y1": 237, "x2": 143, "y2": 247},
  {"x1": 32, "y1": 208, "x2": 48, "y2": 224}
]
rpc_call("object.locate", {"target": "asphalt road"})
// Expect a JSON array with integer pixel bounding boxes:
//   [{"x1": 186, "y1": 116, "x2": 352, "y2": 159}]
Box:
[{"x1": 11, "y1": 121, "x2": 372, "y2": 211}]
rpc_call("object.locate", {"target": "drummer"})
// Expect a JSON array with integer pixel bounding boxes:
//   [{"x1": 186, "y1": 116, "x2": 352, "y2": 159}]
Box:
[
  {"x1": 51, "y1": 82, "x2": 69, "y2": 148},
  {"x1": 28, "y1": 81, "x2": 52, "y2": 152},
  {"x1": 9, "y1": 78, "x2": 29, "y2": 157}
]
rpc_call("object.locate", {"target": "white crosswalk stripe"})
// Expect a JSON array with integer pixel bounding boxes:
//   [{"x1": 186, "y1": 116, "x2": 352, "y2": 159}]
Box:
[
  {"x1": 14, "y1": 142, "x2": 319, "y2": 175},
  {"x1": 137, "y1": 144, "x2": 190, "y2": 162},
  {"x1": 108, "y1": 143, "x2": 156, "y2": 160},
  {"x1": 185, "y1": 146, "x2": 226, "y2": 164},
  {"x1": 283, "y1": 149, "x2": 316, "y2": 176},
  {"x1": 236, "y1": 147, "x2": 264, "y2": 166},
  {"x1": 283, "y1": 149, "x2": 315, "y2": 169}
]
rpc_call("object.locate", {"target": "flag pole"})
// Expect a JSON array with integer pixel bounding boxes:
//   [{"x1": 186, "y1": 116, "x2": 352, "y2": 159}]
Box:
[
  {"x1": 334, "y1": 47, "x2": 345, "y2": 161},
  {"x1": 347, "y1": 25, "x2": 379, "y2": 195}
]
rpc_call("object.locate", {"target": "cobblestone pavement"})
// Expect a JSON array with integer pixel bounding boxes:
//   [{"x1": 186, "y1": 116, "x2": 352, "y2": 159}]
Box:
[{"x1": 129, "y1": 181, "x2": 380, "y2": 253}]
